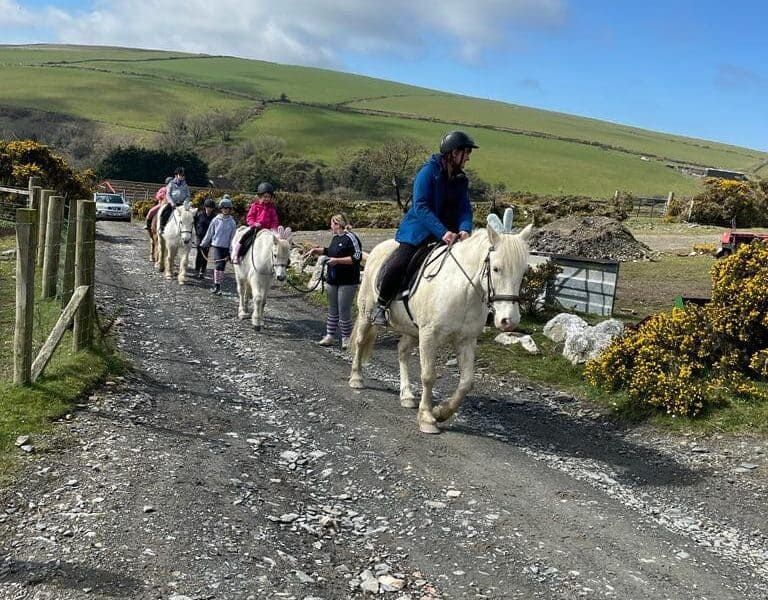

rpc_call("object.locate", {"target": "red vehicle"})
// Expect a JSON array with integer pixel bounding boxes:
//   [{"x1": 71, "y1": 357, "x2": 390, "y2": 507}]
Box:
[{"x1": 716, "y1": 230, "x2": 768, "y2": 258}]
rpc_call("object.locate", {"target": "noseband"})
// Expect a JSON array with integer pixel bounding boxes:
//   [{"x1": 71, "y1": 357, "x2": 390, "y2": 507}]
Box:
[
  {"x1": 445, "y1": 244, "x2": 521, "y2": 312},
  {"x1": 482, "y1": 248, "x2": 521, "y2": 311}
]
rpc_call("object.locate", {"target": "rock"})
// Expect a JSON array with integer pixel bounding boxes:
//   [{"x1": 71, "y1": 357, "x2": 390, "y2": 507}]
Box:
[
  {"x1": 543, "y1": 313, "x2": 588, "y2": 343},
  {"x1": 494, "y1": 332, "x2": 539, "y2": 353},
  {"x1": 15, "y1": 435, "x2": 31, "y2": 447},
  {"x1": 378, "y1": 574, "x2": 405, "y2": 591}
]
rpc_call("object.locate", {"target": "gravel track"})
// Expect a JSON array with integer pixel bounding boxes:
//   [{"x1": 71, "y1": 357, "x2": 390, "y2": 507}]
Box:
[{"x1": 1, "y1": 221, "x2": 766, "y2": 600}]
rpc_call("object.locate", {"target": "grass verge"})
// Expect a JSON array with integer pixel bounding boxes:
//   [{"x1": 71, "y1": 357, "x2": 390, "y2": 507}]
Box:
[{"x1": 0, "y1": 233, "x2": 121, "y2": 483}]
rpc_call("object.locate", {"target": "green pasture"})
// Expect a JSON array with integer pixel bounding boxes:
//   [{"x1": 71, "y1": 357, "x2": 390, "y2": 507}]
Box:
[
  {"x1": 347, "y1": 95, "x2": 765, "y2": 172},
  {"x1": 0, "y1": 45, "x2": 764, "y2": 197},
  {"x1": 58, "y1": 55, "x2": 439, "y2": 104},
  {"x1": 246, "y1": 104, "x2": 702, "y2": 196},
  {"x1": 0, "y1": 65, "x2": 251, "y2": 131},
  {"x1": 0, "y1": 44, "x2": 191, "y2": 65}
]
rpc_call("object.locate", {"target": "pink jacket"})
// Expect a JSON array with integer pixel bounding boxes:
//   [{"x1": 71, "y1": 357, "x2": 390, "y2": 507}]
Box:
[{"x1": 246, "y1": 201, "x2": 280, "y2": 230}]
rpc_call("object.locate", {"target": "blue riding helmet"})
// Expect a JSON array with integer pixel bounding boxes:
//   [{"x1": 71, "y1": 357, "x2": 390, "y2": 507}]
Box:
[{"x1": 218, "y1": 196, "x2": 233, "y2": 209}]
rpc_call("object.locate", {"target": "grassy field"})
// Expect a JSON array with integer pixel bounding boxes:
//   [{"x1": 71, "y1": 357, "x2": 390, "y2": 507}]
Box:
[
  {"x1": 0, "y1": 233, "x2": 116, "y2": 481},
  {"x1": 1, "y1": 45, "x2": 766, "y2": 197},
  {"x1": 248, "y1": 104, "x2": 702, "y2": 196}
]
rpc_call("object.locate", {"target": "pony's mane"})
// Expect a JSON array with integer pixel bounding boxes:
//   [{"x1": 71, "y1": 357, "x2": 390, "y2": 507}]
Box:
[{"x1": 453, "y1": 227, "x2": 529, "y2": 264}]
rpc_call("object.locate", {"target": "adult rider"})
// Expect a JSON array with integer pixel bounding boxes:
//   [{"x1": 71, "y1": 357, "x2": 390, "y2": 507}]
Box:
[{"x1": 371, "y1": 130, "x2": 478, "y2": 326}]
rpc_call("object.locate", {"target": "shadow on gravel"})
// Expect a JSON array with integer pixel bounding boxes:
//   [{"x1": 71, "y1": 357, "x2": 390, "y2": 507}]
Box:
[
  {"x1": 1, "y1": 558, "x2": 142, "y2": 596},
  {"x1": 450, "y1": 393, "x2": 702, "y2": 488}
]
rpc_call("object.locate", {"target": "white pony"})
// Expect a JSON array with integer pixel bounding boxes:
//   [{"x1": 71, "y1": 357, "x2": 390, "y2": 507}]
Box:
[
  {"x1": 233, "y1": 226, "x2": 293, "y2": 330},
  {"x1": 349, "y1": 225, "x2": 533, "y2": 434},
  {"x1": 156, "y1": 205, "x2": 197, "y2": 284}
]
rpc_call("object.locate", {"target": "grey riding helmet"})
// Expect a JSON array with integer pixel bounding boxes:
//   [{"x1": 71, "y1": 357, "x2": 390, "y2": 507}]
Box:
[
  {"x1": 256, "y1": 182, "x2": 275, "y2": 195},
  {"x1": 439, "y1": 130, "x2": 479, "y2": 154},
  {"x1": 218, "y1": 195, "x2": 233, "y2": 209}
]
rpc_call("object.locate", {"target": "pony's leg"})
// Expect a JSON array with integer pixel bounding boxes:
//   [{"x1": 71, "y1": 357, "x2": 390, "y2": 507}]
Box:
[
  {"x1": 155, "y1": 237, "x2": 165, "y2": 272},
  {"x1": 250, "y1": 275, "x2": 266, "y2": 330},
  {"x1": 348, "y1": 315, "x2": 376, "y2": 389},
  {"x1": 433, "y1": 339, "x2": 476, "y2": 423},
  {"x1": 417, "y1": 333, "x2": 440, "y2": 434},
  {"x1": 236, "y1": 271, "x2": 248, "y2": 320},
  {"x1": 164, "y1": 245, "x2": 175, "y2": 279},
  {"x1": 398, "y1": 335, "x2": 418, "y2": 408},
  {"x1": 178, "y1": 246, "x2": 189, "y2": 285}
]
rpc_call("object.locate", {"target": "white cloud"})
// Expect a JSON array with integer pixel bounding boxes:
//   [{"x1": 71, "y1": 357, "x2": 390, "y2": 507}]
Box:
[
  {"x1": 5, "y1": 0, "x2": 567, "y2": 67},
  {"x1": 0, "y1": 0, "x2": 34, "y2": 27}
]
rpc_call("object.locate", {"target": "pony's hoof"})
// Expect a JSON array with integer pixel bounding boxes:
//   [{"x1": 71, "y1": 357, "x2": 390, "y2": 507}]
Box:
[
  {"x1": 349, "y1": 377, "x2": 364, "y2": 389},
  {"x1": 418, "y1": 421, "x2": 441, "y2": 434},
  {"x1": 253, "y1": 324, "x2": 262, "y2": 332},
  {"x1": 238, "y1": 313, "x2": 247, "y2": 320},
  {"x1": 432, "y1": 405, "x2": 451, "y2": 422},
  {"x1": 400, "y1": 397, "x2": 417, "y2": 409}
]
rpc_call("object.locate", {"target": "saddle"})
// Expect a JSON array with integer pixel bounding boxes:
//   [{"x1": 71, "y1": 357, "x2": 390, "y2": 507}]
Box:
[{"x1": 378, "y1": 242, "x2": 445, "y2": 325}]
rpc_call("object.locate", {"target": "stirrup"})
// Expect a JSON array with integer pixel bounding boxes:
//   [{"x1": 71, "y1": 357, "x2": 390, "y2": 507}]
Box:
[{"x1": 371, "y1": 305, "x2": 389, "y2": 326}]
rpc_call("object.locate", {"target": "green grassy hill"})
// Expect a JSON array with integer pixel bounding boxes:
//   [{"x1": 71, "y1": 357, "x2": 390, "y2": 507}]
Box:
[{"x1": 1, "y1": 44, "x2": 766, "y2": 197}]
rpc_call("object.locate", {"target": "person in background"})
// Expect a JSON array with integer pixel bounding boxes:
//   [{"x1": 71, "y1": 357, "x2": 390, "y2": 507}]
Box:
[
  {"x1": 370, "y1": 131, "x2": 477, "y2": 326},
  {"x1": 200, "y1": 196, "x2": 237, "y2": 295},
  {"x1": 193, "y1": 197, "x2": 217, "y2": 279},
  {"x1": 304, "y1": 213, "x2": 363, "y2": 349},
  {"x1": 144, "y1": 176, "x2": 173, "y2": 230},
  {"x1": 232, "y1": 182, "x2": 280, "y2": 264},
  {"x1": 159, "y1": 167, "x2": 191, "y2": 234}
]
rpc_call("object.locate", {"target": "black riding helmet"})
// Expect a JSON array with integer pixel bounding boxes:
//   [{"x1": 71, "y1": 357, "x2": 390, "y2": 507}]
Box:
[
  {"x1": 203, "y1": 197, "x2": 216, "y2": 208},
  {"x1": 257, "y1": 182, "x2": 275, "y2": 195},
  {"x1": 439, "y1": 130, "x2": 479, "y2": 155}
]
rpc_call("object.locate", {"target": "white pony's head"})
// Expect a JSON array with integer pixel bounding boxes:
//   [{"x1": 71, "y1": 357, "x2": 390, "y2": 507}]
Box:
[
  {"x1": 177, "y1": 206, "x2": 197, "y2": 245},
  {"x1": 273, "y1": 226, "x2": 293, "y2": 281},
  {"x1": 486, "y1": 223, "x2": 533, "y2": 332}
]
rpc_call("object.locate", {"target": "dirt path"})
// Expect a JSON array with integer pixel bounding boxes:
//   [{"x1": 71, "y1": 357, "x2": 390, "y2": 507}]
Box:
[{"x1": 1, "y1": 221, "x2": 767, "y2": 599}]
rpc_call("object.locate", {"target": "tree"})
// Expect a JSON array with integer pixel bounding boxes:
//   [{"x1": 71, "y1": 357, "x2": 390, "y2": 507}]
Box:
[
  {"x1": 372, "y1": 137, "x2": 428, "y2": 211},
  {"x1": 98, "y1": 146, "x2": 208, "y2": 185}
]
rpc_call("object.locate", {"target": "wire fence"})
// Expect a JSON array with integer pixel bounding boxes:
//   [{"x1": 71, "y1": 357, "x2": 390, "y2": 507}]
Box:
[{"x1": 0, "y1": 183, "x2": 96, "y2": 384}]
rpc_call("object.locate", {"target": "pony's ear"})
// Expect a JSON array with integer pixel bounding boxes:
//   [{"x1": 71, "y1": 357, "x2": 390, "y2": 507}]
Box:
[
  {"x1": 487, "y1": 213, "x2": 504, "y2": 233},
  {"x1": 283, "y1": 226, "x2": 293, "y2": 241},
  {"x1": 487, "y1": 225, "x2": 502, "y2": 246},
  {"x1": 518, "y1": 223, "x2": 534, "y2": 242},
  {"x1": 502, "y1": 207, "x2": 514, "y2": 232}
]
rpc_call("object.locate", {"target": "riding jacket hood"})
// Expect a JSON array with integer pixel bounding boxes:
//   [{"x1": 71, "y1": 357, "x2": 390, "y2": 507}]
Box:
[
  {"x1": 395, "y1": 154, "x2": 473, "y2": 246},
  {"x1": 246, "y1": 200, "x2": 280, "y2": 230}
]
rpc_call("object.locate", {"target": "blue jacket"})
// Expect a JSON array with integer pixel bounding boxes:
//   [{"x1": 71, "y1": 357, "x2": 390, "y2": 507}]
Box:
[{"x1": 395, "y1": 154, "x2": 473, "y2": 246}]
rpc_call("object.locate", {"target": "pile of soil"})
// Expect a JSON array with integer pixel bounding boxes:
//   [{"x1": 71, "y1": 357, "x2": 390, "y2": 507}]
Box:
[{"x1": 530, "y1": 215, "x2": 654, "y2": 261}]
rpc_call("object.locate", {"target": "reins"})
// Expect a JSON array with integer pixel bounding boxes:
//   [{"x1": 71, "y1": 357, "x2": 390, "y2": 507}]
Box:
[{"x1": 418, "y1": 240, "x2": 520, "y2": 311}]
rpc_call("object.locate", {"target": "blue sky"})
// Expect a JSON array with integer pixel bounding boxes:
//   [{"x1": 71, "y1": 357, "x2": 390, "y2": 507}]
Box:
[{"x1": 2, "y1": 0, "x2": 766, "y2": 151}]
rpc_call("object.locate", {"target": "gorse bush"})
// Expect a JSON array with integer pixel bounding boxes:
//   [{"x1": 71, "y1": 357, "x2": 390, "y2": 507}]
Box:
[
  {"x1": 675, "y1": 178, "x2": 768, "y2": 227},
  {"x1": 0, "y1": 139, "x2": 95, "y2": 200},
  {"x1": 586, "y1": 241, "x2": 768, "y2": 416}
]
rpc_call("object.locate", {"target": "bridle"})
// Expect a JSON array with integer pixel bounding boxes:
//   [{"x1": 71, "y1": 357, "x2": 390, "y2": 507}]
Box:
[
  {"x1": 441, "y1": 243, "x2": 521, "y2": 312},
  {"x1": 171, "y1": 207, "x2": 194, "y2": 239},
  {"x1": 249, "y1": 230, "x2": 290, "y2": 276}
]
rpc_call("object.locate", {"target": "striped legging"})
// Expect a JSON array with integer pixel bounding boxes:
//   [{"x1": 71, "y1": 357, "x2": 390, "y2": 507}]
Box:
[{"x1": 325, "y1": 284, "x2": 358, "y2": 338}]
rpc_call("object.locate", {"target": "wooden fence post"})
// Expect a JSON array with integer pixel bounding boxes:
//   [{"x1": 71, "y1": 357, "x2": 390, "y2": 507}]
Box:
[
  {"x1": 27, "y1": 177, "x2": 40, "y2": 209},
  {"x1": 42, "y1": 195, "x2": 65, "y2": 299},
  {"x1": 29, "y1": 186, "x2": 41, "y2": 212},
  {"x1": 61, "y1": 199, "x2": 81, "y2": 309},
  {"x1": 14, "y1": 209, "x2": 38, "y2": 385},
  {"x1": 36, "y1": 189, "x2": 54, "y2": 268},
  {"x1": 73, "y1": 201, "x2": 96, "y2": 351},
  {"x1": 664, "y1": 191, "x2": 675, "y2": 216}
]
